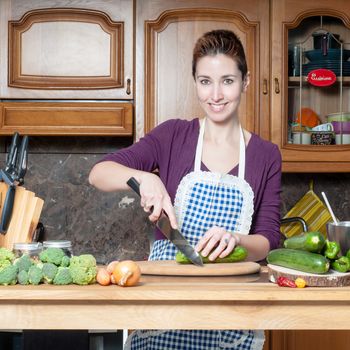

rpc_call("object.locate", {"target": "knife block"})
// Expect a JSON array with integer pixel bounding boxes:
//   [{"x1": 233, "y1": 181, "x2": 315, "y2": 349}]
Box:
[{"x1": 0, "y1": 183, "x2": 44, "y2": 250}]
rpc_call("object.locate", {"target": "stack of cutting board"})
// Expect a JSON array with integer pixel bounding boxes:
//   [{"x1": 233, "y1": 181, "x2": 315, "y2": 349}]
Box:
[{"x1": 0, "y1": 183, "x2": 44, "y2": 249}]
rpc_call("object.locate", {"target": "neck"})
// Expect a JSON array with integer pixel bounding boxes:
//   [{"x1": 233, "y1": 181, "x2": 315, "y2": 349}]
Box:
[{"x1": 204, "y1": 117, "x2": 240, "y2": 145}]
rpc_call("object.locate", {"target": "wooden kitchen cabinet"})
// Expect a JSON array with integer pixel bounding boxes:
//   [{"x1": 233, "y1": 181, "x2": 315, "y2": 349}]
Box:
[
  {"x1": 264, "y1": 330, "x2": 350, "y2": 350},
  {"x1": 0, "y1": 0, "x2": 133, "y2": 135},
  {"x1": 271, "y1": 0, "x2": 350, "y2": 172},
  {"x1": 0, "y1": 0, "x2": 133, "y2": 100},
  {"x1": 135, "y1": 0, "x2": 270, "y2": 140},
  {"x1": 136, "y1": 0, "x2": 350, "y2": 170},
  {"x1": 0, "y1": 101, "x2": 133, "y2": 136}
]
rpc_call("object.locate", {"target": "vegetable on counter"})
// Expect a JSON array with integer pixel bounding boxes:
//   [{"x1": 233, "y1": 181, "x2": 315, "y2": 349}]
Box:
[
  {"x1": 69, "y1": 254, "x2": 97, "y2": 285},
  {"x1": 331, "y1": 256, "x2": 350, "y2": 273},
  {"x1": 323, "y1": 240, "x2": 341, "y2": 260},
  {"x1": 41, "y1": 263, "x2": 58, "y2": 284},
  {"x1": 175, "y1": 246, "x2": 248, "y2": 264},
  {"x1": 283, "y1": 231, "x2": 326, "y2": 253},
  {"x1": 53, "y1": 267, "x2": 73, "y2": 285},
  {"x1": 294, "y1": 277, "x2": 307, "y2": 288},
  {"x1": 96, "y1": 267, "x2": 111, "y2": 286},
  {"x1": 0, "y1": 261, "x2": 18, "y2": 286},
  {"x1": 112, "y1": 260, "x2": 141, "y2": 287},
  {"x1": 277, "y1": 276, "x2": 296, "y2": 288},
  {"x1": 267, "y1": 248, "x2": 330, "y2": 274},
  {"x1": 39, "y1": 247, "x2": 66, "y2": 266},
  {"x1": 0, "y1": 248, "x2": 18, "y2": 285}
]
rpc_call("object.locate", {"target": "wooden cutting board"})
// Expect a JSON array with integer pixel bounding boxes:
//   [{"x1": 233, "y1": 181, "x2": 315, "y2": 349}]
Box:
[
  {"x1": 136, "y1": 260, "x2": 261, "y2": 276},
  {"x1": 268, "y1": 264, "x2": 350, "y2": 287}
]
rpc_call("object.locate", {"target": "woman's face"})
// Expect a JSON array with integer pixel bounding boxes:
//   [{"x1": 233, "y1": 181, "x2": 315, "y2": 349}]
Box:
[{"x1": 195, "y1": 54, "x2": 249, "y2": 123}]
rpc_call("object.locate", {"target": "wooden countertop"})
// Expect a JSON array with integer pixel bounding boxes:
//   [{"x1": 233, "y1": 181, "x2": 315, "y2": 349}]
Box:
[{"x1": 1, "y1": 267, "x2": 350, "y2": 330}]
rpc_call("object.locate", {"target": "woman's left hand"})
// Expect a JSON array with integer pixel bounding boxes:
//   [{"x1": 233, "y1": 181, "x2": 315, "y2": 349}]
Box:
[{"x1": 195, "y1": 226, "x2": 240, "y2": 261}]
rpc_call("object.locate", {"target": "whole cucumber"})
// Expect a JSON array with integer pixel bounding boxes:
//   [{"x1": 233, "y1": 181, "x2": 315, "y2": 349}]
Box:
[
  {"x1": 267, "y1": 248, "x2": 330, "y2": 274},
  {"x1": 175, "y1": 246, "x2": 248, "y2": 264},
  {"x1": 283, "y1": 231, "x2": 326, "y2": 253}
]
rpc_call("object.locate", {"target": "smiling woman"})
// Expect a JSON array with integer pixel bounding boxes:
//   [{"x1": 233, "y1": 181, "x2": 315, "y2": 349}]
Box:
[{"x1": 89, "y1": 29, "x2": 282, "y2": 350}]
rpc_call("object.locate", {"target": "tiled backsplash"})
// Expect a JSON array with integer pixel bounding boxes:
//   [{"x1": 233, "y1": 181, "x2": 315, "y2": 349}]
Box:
[{"x1": 1, "y1": 136, "x2": 349, "y2": 264}]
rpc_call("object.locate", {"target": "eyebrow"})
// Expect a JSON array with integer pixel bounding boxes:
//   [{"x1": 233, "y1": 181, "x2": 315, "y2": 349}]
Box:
[{"x1": 196, "y1": 74, "x2": 238, "y2": 79}]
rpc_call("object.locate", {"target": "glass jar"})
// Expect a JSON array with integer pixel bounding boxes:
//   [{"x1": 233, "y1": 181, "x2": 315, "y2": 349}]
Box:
[
  {"x1": 13, "y1": 242, "x2": 43, "y2": 261},
  {"x1": 43, "y1": 240, "x2": 73, "y2": 257}
]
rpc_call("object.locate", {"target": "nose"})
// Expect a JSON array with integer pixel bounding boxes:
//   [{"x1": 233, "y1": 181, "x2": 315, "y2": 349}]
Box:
[{"x1": 211, "y1": 83, "x2": 224, "y2": 101}]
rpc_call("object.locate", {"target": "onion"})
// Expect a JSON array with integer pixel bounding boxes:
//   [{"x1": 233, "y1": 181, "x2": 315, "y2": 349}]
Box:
[
  {"x1": 107, "y1": 260, "x2": 119, "y2": 274},
  {"x1": 96, "y1": 267, "x2": 111, "y2": 286},
  {"x1": 112, "y1": 260, "x2": 141, "y2": 287}
]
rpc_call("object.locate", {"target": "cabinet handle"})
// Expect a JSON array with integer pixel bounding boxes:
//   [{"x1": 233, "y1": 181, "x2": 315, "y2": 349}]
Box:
[
  {"x1": 262, "y1": 79, "x2": 268, "y2": 95},
  {"x1": 126, "y1": 78, "x2": 131, "y2": 95},
  {"x1": 274, "y1": 78, "x2": 280, "y2": 94}
]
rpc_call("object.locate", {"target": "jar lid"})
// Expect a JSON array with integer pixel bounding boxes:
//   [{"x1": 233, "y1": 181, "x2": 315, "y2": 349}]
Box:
[
  {"x1": 13, "y1": 242, "x2": 43, "y2": 251},
  {"x1": 43, "y1": 240, "x2": 72, "y2": 249}
]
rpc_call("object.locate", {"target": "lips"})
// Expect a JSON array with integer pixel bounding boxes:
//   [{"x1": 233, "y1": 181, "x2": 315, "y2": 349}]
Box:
[{"x1": 209, "y1": 103, "x2": 227, "y2": 112}]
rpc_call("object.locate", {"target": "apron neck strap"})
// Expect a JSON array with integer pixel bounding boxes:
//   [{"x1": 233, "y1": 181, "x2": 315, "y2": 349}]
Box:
[{"x1": 194, "y1": 118, "x2": 246, "y2": 179}]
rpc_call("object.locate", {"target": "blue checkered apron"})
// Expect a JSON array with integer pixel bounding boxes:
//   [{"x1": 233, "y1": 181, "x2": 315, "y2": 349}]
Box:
[{"x1": 125, "y1": 119, "x2": 264, "y2": 350}]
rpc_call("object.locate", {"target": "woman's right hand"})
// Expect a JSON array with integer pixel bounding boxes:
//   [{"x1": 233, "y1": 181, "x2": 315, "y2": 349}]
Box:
[{"x1": 138, "y1": 172, "x2": 178, "y2": 229}]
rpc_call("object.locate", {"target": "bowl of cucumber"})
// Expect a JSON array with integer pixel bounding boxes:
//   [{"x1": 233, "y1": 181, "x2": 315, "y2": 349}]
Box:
[{"x1": 327, "y1": 221, "x2": 350, "y2": 255}]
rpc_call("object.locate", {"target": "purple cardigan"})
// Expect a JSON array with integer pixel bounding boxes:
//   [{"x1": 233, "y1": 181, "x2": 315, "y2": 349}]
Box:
[{"x1": 101, "y1": 118, "x2": 282, "y2": 250}]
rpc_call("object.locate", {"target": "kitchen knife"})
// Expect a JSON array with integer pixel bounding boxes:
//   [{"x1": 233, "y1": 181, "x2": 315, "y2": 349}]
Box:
[{"x1": 127, "y1": 177, "x2": 203, "y2": 267}]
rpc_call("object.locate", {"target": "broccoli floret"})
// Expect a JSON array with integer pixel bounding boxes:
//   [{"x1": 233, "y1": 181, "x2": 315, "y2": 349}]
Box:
[
  {"x1": 0, "y1": 264, "x2": 18, "y2": 285},
  {"x1": 39, "y1": 248, "x2": 65, "y2": 266},
  {"x1": 60, "y1": 255, "x2": 70, "y2": 267},
  {"x1": 13, "y1": 254, "x2": 34, "y2": 272},
  {"x1": 0, "y1": 261, "x2": 18, "y2": 286},
  {"x1": 42, "y1": 263, "x2": 58, "y2": 284},
  {"x1": 17, "y1": 270, "x2": 29, "y2": 285},
  {"x1": 28, "y1": 265, "x2": 43, "y2": 285},
  {"x1": 69, "y1": 254, "x2": 97, "y2": 285},
  {"x1": 0, "y1": 247, "x2": 15, "y2": 263},
  {"x1": 53, "y1": 267, "x2": 73, "y2": 285}
]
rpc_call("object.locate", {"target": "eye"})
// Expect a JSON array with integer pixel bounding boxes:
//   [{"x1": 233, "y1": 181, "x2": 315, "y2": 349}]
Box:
[
  {"x1": 199, "y1": 79, "x2": 211, "y2": 85},
  {"x1": 223, "y1": 78, "x2": 234, "y2": 85}
]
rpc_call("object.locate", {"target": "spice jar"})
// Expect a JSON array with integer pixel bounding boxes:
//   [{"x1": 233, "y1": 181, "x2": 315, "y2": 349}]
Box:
[
  {"x1": 43, "y1": 240, "x2": 73, "y2": 257},
  {"x1": 13, "y1": 242, "x2": 43, "y2": 261}
]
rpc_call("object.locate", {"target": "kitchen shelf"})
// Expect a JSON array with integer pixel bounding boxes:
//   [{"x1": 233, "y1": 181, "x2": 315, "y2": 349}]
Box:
[{"x1": 288, "y1": 76, "x2": 350, "y2": 86}]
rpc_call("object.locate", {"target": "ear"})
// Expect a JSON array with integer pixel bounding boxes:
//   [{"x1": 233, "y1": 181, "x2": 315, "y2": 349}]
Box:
[{"x1": 242, "y1": 71, "x2": 250, "y2": 92}]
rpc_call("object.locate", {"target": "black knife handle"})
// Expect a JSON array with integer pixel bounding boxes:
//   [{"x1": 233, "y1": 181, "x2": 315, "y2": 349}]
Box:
[
  {"x1": 5, "y1": 132, "x2": 20, "y2": 172},
  {"x1": 16, "y1": 135, "x2": 28, "y2": 183},
  {"x1": 0, "y1": 185, "x2": 15, "y2": 234},
  {"x1": 127, "y1": 177, "x2": 141, "y2": 197}
]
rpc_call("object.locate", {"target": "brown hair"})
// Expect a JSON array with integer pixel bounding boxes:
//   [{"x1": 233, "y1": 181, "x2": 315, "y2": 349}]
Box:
[{"x1": 192, "y1": 29, "x2": 248, "y2": 79}]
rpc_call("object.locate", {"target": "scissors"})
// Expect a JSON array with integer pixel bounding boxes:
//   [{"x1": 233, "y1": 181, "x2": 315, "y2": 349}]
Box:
[{"x1": 0, "y1": 132, "x2": 28, "y2": 234}]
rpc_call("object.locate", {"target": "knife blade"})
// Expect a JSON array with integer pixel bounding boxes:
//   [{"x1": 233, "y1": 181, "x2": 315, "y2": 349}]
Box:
[{"x1": 127, "y1": 177, "x2": 203, "y2": 266}]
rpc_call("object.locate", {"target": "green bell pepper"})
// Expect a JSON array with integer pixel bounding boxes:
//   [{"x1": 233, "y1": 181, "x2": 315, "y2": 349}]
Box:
[
  {"x1": 346, "y1": 249, "x2": 350, "y2": 261},
  {"x1": 331, "y1": 256, "x2": 350, "y2": 273},
  {"x1": 323, "y1": 240, "x2": 341, "y2": 260}
]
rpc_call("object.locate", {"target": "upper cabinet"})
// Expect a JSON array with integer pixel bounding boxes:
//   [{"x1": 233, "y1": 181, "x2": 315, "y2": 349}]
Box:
[
  {"x1": 271, "y1": 0, "x2": 350, "y2": 172},
  {"x1": 0, "y1": 0, "x2": 133, "y2": 100},
  {"x1": 135, "y1": 0, "x2": 270, "y2": 140}
]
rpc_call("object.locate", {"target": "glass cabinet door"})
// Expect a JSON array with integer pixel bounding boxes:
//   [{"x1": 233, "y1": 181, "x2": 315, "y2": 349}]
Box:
[
  {"x1": 288, "y1": 16, "x2": 350, "y2": 147},
  {"x1": 271, "y1": 0, "x2": 350, "y2": 172}
]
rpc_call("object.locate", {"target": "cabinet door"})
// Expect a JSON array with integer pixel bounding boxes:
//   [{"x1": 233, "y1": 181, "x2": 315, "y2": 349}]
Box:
[
  {"x1": 266, "y1": 330, "x2": 350, "y2": 350},
  {"x1": 135, "y1": 0, "x2": 269, "y2": 139},
  {"x1": 271, "y1": 0, "x2": 350, "y2": 172},
  {"x1": 0, "y1": 0, "x2": 133, "y2": 99}
]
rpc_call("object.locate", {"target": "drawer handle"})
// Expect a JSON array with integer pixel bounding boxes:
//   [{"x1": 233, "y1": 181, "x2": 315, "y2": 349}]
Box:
[
  {"x1": 274, "y1": 78, "x2": 280, "y2": 94},
  {"x1": 263, "y1": 79, "x2": 268, "y2": 95},
  {"x1": 126, "y1": 78, "x2": 131, "y2": 95}
]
